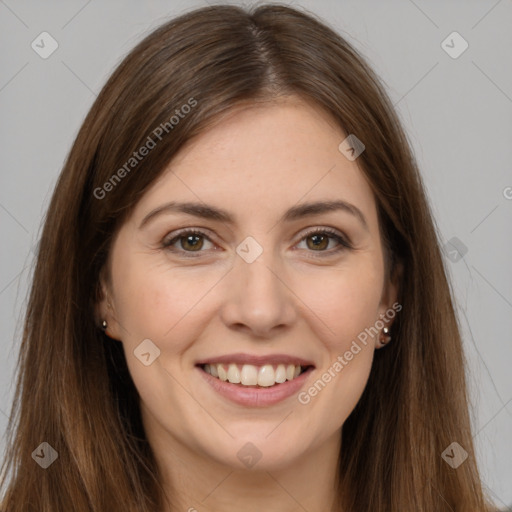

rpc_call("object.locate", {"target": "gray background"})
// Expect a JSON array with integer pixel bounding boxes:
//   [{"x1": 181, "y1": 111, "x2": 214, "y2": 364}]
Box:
[{"x1": 0, "y1": 0, "x2": 511, "y2": 508}]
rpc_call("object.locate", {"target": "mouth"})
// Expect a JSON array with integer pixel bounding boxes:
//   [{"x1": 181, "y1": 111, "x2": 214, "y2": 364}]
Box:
[
  {"x1": 194, "y1": 354, "x2": 316, "y2": 407},
  {"x1": 198, "y1": 362, "x2": 313, "y2": 388}
]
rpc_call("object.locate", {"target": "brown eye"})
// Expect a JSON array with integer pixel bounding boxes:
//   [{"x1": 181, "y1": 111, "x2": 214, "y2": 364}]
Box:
[
  {"x1": 296, "y1": 228, "x2": 352, "y2": 256},
  {"x1": 179, "y1": 234, "x2": 204, "y2": 251},
  {"x1": 306, "y1": 233, "x2": 330, "y2": 251},
  {"x1": 163, "y1": 229, "x2": 215, "y2": 254}
]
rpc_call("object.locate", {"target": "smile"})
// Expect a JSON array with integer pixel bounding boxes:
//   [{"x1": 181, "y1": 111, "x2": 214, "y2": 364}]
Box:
[
  {"x1": 201, "y1": 363, "x2": 309, "y2": 387},
  {"x1": 195, "y1": 354, "x2": 316, "y2": 407}
]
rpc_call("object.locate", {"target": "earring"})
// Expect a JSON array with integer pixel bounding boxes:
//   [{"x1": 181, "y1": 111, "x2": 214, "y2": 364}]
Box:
[
  {"x1": 379, "y1": 326, "x2": 392, "y2": 347},
  {"x1": 102, "y1": 320, "x2": 108, "y2": 330}
]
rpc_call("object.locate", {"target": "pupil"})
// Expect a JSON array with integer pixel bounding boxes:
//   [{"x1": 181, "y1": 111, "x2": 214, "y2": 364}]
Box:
[
  {"x1": 183, "y1": 235, "x2": 202, "y2": 250},
  {"x1": 309, "y1": 234, "x2": 327, "y2": 250}
]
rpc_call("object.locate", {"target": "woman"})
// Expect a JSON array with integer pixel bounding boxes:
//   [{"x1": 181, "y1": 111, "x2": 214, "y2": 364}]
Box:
[{"x1": 0, "y1": 3, "x2": 494, "y2": 511}]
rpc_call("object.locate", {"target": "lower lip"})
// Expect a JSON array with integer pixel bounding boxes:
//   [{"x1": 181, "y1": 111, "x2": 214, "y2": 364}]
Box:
[{"x1": 196, "y1": 366, "x2": 314, "y2": 407}]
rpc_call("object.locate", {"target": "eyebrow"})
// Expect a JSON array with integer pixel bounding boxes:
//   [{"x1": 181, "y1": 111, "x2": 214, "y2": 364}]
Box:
[{"x1": 139, "y1": 199, "x2": 369, "y2": 231}]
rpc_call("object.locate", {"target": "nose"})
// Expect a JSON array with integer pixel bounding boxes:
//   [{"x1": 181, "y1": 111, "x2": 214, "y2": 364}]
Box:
[{"x1": 219, "y1": 251, "x2": 297, "y2": 339}]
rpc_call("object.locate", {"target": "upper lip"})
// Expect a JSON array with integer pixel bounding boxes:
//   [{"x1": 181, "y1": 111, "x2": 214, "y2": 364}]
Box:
[{"x1": 196, "y1": 353, "x2": 315, "y2": 367}]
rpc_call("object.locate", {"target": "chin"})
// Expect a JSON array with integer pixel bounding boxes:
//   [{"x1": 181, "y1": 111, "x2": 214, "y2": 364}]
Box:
[{"x1": 201, "y1": 435, "x2": 310, "y2": 472}]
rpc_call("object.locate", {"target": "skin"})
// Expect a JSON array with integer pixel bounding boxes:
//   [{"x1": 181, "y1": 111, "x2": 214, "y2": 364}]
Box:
[{"x1": 97, "y1": 96, "x2": 399, "y2": 512}]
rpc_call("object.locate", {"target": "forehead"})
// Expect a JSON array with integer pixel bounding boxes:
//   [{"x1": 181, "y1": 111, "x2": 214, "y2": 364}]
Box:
[{"x1": 132, "y1": 97, "x2": 378, "y2": 229}]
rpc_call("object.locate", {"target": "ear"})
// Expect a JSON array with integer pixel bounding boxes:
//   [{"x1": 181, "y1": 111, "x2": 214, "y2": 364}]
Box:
[
  {"x1": 95, "y1": 267, "x2": 122, "y2": 341},
  {"x1": 377, "y1": 259, "x2": 403, "y2": 330}
]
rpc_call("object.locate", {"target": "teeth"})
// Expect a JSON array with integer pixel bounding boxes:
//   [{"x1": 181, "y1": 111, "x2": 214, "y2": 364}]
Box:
[
  {"x1": 275, "y1": 364, "x2": 287, "y2": 383},
  {"x1": 257, "y1": 365, "x2": 275, "y2": 387},
  {"x1": 203, "y1": 363, "x2": 306, "y2": 387},
  {"x1": 227, "y1": 363, "x2": 241, "y2": 383},
  {"x1": 240, "y1": 364, "x2": 258, "y2": 385},
  {"x1": 217, "y1": 364, "x2": 228, "y2": 382}
]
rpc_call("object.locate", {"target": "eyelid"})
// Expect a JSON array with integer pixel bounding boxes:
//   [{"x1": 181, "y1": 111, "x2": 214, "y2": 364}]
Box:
[
  {"x1": 292, "y1": 227, "x2": 353, "y2": 259},
  {"x1": 162, "y1": 227, "x2": 217, "y2": 256},
  {"x1": 165, "y1": 226, "x2": 217, "y2": 241},
  {"x1": 297, "y1": 226, "x2": 352, "y2": 248},
  {"x1": 162, "y1": 226, "x2": 352, "y2": 256}
]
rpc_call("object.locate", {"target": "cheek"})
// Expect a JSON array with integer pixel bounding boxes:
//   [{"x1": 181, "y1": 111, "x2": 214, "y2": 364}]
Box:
[
  {"x1": 292, "y1": 259, "x2": 382, "y2": 420},
  {"x1": 294, "y1": 256, "x2": 384, "y2": 347},
  {"x1": 111, "y1": 257, "x2": 217, "y2": 425},
  {"x1": 112, "y1": 249, "x2": 216, "y2": 338}
]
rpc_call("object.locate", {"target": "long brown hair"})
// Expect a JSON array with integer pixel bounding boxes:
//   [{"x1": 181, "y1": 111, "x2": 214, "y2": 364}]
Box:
[{"x1": 1, "y1": 4, "x2": 493, "y2": 511}]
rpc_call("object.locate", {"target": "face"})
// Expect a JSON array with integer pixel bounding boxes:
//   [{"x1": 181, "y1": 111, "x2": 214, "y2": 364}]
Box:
[{"x1": 98, "y1": 96, "x2": 398, "y2": 472}]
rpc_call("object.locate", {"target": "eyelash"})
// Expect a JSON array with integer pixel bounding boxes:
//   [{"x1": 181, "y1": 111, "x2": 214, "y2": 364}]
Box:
[{"x1": 161, "y1": 227, "x2": 352, "y2": 258}]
